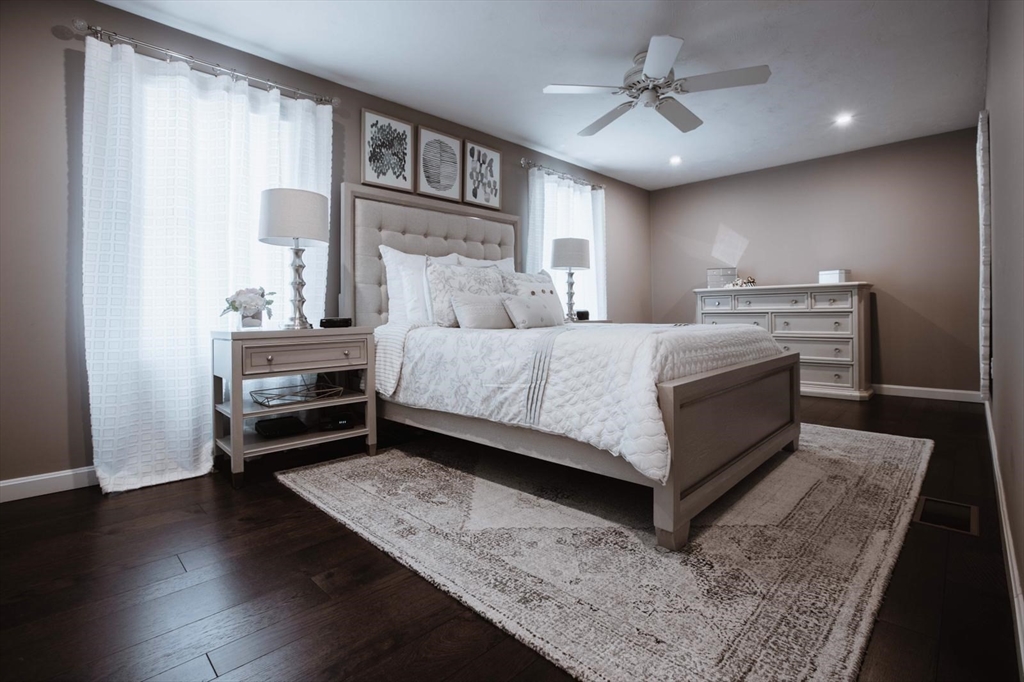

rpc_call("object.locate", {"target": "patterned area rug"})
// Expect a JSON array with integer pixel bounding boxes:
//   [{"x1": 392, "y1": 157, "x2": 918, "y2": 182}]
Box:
[{"x1": 278, "y1": 424, "x2": 931, "y2": 681}]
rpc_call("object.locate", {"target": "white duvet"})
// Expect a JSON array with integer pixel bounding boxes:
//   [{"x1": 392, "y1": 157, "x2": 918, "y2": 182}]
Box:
[{"x1": 375, "y1": 323, "x2": 782, "y2": 483}]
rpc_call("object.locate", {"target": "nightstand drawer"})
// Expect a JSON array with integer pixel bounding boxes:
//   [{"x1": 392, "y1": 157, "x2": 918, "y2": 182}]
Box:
[
  {"x1": 243, "y1": 339, "x2": 367, "y2": 375},
  {"x1": 777, "y1": 337, "x2": 853, "y2": 361},
  {"x1": 736, "y1": 293, "x2": 808, "y2": 310},
  {"x1": 700, "y1": 295, "x2": 733, "y2": 310},
  {"x1": 801, "y1": 362, "x2": 854, "y2": 388},
  {"x1": 702, "y1": 313, "x2": 769, "y2": 328},
  {"x1": 811, "y1": 291, "x2": 853, "y2": 309},
  {"x1": 774, "y1": 312, "x2": 852, "y2": 335}
]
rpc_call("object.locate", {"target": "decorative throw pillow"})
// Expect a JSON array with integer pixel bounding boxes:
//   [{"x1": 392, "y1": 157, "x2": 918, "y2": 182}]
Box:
[
  {"x1": 425, "y1": 262, "x2": 504, "y2": 327},
  {"x1": 500, "y1": 270, "x2": 565, "y2": 325},
  {"x1": 500, "y1": 293, "x2": 562, "y2": 329},
  {"x1": 457, "y1": 254, "x2": 516, "y2": 273},
  {"x1": 450, "y1": 292, "x2": 513, "y2": 329},
  {"x1": 379, "y1": 246, "x2": 458, "y2": 323}
]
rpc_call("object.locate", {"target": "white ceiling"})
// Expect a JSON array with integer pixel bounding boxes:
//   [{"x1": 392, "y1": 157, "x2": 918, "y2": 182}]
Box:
[{"x1": 100, "y1": 0, "x2": 989, "y2": 191}]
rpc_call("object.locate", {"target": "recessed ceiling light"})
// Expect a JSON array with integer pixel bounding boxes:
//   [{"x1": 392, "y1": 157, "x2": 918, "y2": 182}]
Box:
[
  {"x1": 834, "y1": 113, "x2": 854, "y2": 126},
  {"x1": 669, "y1": 155, "x2": 682, "y2": 166}
]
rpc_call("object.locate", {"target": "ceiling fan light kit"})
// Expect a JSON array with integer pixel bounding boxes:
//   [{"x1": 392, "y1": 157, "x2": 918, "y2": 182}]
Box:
[{"x1": 544, "y1": 34, "x2": 772, "y2": 137}]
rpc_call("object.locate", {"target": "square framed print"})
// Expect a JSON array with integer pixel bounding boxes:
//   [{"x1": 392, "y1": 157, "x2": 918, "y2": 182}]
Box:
[
  {"x1": 416, "y1": 127, "x2": 462, "y2": 202},
  {"x1": 362, "y1": 109, "x2": 414, "y2": 192},
  {"x1": 464, "y1": 141, "x2": 501, "y2": 209}
]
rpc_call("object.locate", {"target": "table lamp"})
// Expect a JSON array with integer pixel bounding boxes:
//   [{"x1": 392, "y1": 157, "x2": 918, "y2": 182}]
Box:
[
  {"x1": 259, "y1": 188, "x2": 329, "y2": 330},
  {"x1": 550, "y1": 237, "x2": 590, "y2": 321}
]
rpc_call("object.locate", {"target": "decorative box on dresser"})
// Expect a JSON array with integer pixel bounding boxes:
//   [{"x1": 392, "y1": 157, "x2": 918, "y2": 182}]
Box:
[
  {"x1": 694, "y1": 282, "x2": 873, "y2": 400},
  {"x1": 211, "y1": 327, "x2": 376, "y2": 486}
]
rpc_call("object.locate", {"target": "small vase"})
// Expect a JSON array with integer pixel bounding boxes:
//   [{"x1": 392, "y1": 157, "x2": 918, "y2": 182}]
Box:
[{"x1": 241, "y1": 309, "x2": 262, "y2": 328}]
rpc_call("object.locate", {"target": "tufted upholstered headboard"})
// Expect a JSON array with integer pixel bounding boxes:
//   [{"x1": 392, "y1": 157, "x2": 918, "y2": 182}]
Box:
[{"x1": 341, "y1": 183, "x2": 520, "y2": 328}]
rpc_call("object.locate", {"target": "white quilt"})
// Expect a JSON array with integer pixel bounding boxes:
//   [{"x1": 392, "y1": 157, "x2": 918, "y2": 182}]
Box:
[{"x1": 376, "y1": 323, "x2": 782, "y2": 483}]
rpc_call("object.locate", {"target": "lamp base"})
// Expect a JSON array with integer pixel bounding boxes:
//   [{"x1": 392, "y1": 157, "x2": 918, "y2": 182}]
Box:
[
  {"x1": 286, "y1": 240, "x2": 313, "y2": 330},
  {"x1": 564, "y1": 269, "x2": 576, "y2": 322}
]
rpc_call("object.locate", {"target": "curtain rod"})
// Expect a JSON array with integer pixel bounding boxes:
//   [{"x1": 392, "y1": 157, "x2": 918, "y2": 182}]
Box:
[
  {"x1": 520, "y1": 159, "x2": 604, "y2": 189},
  {"x1": 71, "y1": 18, "x2": 341, "y2": 107}
]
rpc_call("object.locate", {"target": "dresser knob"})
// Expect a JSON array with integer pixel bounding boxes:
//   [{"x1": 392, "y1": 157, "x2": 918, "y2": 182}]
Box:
[
  {"x1": 829, "y1": 298, "x2": 836, "y2": 304},
  {"x1": 782, "y1": 345, "x2": 790, "y2": 351},
  {"x1": 711, "y1": 321, "x2": 717, "y2": 325},
  {"x1": 833, "y1": 321, "x2": 840, "y2": 329},
  {"x1": 834, "y1": 373, "x2": 841, "y2": 381},
  {"x1": 266, "y1": 355, "x2": 273, "y2": 363},
  {"x1": 343, "y1": 349, "x2": 350, "y2": 356},
  {"x1": 752, "y1": 322, "x2": 759, "y2": 326},
  {"x1": 745, "y1": 300, "x2": 751, "y2": 306},
  {"x1": 790, "y1": 299, "x2": 798, "y2": 305},
  {"x1": 783, "y1": 321, "x2": 789, "y2": 327},
  {"x1": 714, "y1": 301, "x2": 721, "y2": 307},
  {"x1": 834, "y1": 347, "x2": 841, "y2": 355}
]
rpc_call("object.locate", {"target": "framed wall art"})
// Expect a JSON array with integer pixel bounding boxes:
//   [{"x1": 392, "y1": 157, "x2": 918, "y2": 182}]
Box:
[
  {"x1": 464, "y1": 141, "x2": 501, "y2": 209},
  {"x1": 362, "y1": 109, "x2": 414, "y2": 192},
  {"x1": 416, "y1": 127, "x2": 462, "y2": 202}
]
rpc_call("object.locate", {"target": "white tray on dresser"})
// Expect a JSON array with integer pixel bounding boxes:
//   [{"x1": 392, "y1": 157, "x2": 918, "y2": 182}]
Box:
[{"x1": 695, "y1": 282, "x2": 873, "y2": 400}]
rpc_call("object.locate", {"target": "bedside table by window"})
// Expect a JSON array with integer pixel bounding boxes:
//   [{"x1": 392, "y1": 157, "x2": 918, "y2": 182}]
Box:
[
  {"x1": 571, "y1": 319, "x2": 613, "y2": 323},
  {"x1": 211, "y1": 327, "x2": 376, "y2": 487}
]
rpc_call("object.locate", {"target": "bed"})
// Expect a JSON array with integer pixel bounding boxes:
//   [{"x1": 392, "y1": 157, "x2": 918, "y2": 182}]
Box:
[{"x1": 341, "y1": 182, "x2": 800, "y2": 550}]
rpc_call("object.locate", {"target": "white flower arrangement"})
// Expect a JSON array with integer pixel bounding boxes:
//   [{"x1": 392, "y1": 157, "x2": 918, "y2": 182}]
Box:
[{"x1": 221, "y1": 287, "x2": 275, "y2": 319}]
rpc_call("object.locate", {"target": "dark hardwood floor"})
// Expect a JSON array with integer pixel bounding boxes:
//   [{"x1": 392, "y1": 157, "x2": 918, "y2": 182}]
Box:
[{"x1": 0, "y1": 396, "x2": 1018, "y2": 681}]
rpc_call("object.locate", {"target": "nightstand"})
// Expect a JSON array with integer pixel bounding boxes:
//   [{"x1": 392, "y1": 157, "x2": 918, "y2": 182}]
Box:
[
  {"x1": 571, "y1": 319, "x2": 613, "y2": 323},
  {"x1": 211, "y1": 327, "x2": 376, "y2": 486}
]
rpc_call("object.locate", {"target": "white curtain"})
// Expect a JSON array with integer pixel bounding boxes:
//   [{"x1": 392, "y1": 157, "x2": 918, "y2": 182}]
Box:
[
  {"x1": 977, "y1": 111, "x2": 992, "y2": 400},
  {"x1": 526, "y1": 168, "x2": 607, "y2": 319},
  {"x1": 82, "y1": 37, "x2": 332, "y2": 492}
]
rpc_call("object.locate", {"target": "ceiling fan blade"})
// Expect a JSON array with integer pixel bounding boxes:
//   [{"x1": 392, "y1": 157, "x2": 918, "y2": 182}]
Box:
[
  {"x1": 655, "y1": 97, "x2": 703, "y2": 133},
  {"x1": 643, "y1": 35, "x2": 684, "y2": 80},
  {"x1": 543, "y1": 84, "x2": 622, "y2": 95},
  {"x1": 675, "y1": 65, "x2": 771, "y2": 93},
  {"x1": 578, "y1": 102, "x2": 634, "y2": 136}
]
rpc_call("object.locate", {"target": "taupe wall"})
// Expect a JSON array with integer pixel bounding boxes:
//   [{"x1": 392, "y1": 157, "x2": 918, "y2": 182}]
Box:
[
  {"x1": 0, "y1": 0, "x2": 651, "y2": 481},
  {"x1": 986, "y1": 0, "x2": 1024, "y2": 605},
  {"x1": 649, "y1": 130, "x2": 980, "y2": 391}
]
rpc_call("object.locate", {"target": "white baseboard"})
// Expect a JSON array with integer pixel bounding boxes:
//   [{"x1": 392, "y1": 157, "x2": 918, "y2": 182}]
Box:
[
  {"x1": 0, "y1": 466, "x2": 98, "y2": 503},
  {"x1": 985, "y1": 401, "x2": 1024, "y2": 673},
  {"x1": 873, "y1": 384, "x2": 984, "y2": 403}
]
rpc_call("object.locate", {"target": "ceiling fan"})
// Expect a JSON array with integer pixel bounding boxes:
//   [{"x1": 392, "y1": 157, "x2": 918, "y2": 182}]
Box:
[{"x1": 543, "y1": 35, "x2": 771, "y2": 136}]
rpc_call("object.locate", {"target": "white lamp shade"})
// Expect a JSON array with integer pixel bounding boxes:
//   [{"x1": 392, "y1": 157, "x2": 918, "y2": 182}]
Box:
[
  {"x1": 550, "y1": 237, "x2": 590, "y2": 270},
  {"x1": 258, "y1": 188, "x2": 329, "y2": 247}
]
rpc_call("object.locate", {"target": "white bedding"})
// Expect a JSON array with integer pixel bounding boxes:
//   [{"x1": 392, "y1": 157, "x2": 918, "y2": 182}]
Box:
[{"x1": 375, "y1": 323, "x2": 782, "y2": 483}]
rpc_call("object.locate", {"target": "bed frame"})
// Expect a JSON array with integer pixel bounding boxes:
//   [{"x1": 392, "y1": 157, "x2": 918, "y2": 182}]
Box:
[{"x1": 341, "y1": 182, "x2": 800, "y2": 550}]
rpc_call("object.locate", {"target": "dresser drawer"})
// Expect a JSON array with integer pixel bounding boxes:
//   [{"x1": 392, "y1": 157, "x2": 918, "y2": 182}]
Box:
[
  {"x1": 801, "y1": 362, "x2": 854, "y2": 388},
  {"x1": 773, "y1": 312, "x2": 852, "y2": 335},
  {"x1": 776, "y1": 337, "x2": 853, "y2": 362},
  {"x1": 700, "y1": 295, "x2": 733, "y2": 311},
  {"x1": 243, "y1": 339, "x2": 367, "y2": 375},
  {"x1": 736, "y1": 292, "x2": 808, "y2": 310},
  {"x1": 702, "y1": 313, "x2": 769, "y2": 329},
  {"x1": 810, "y1": 291, "x2": 853, "y2": 309}
]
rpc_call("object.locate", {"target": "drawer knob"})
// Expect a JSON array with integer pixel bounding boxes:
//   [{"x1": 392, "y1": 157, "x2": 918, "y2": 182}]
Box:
[
  {"x1": 834, "y1": 347, "x2": 841, "y2": 355},
  {"x1": 782, "y1": 345, "x2": 790, "y2": 351},
  {"x1": 829, "y1": 298, "x2": 836, "y2": 304},
  {"x1": 833, "y1": 321, "x2": 840, "y2": 329},
  {"x1": 834, "y1": 373, "x2": 841, "y2": 381},
  {"x1": 753, "y1": 321, "x2": 759, "y2": 326},
  {"x1": 714, "y1": 301, "x2": 721, "y2": 307},
  {"x1": 711, "y1": 321, "x2": 717, "y2": 325},
  {"x1": 791, "y1": 299, "x2": 798, "y2": 305},
  {"x1": 745, "y1": 300, "x2": 751, "y2": 306},
  {"x1": 783, "y1": 321, "x2": 789, "y2": 327},
  {"x1": 343, "y1": 349, "x2": 350, "y2": 356},
  {"x1": 266, "y1": 354, "x2": 273, "y2": 363}
]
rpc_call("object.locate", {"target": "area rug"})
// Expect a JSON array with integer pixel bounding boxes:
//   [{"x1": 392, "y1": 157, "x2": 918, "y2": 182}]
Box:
[{"x1": 277, "y1": 424, "x2": 932, "y2": 681}]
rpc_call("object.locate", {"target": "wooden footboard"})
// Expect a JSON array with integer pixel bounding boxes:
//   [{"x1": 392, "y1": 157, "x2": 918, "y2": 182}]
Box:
[{"x1": 653, "y1": 351, "x2": 801, "y2": 549}]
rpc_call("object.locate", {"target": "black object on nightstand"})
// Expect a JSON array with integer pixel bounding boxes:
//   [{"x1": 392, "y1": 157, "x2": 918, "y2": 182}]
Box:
[
  {"x1": 576, "y1": 310, "x2": 590, "y2": 320},
  {"x1": 320, "y1": 317, "x2": 353, "y2": 328}
]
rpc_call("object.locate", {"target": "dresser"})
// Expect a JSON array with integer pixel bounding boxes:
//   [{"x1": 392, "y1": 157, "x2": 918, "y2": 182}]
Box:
[{"x1": 694, "y1": 282, "x2": 873, "y2": 400}]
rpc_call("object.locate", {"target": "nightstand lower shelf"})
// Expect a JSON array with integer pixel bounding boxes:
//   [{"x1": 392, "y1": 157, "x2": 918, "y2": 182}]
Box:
[{"x1": 216, "y1": 427, "x2": 370, "y2": 459}]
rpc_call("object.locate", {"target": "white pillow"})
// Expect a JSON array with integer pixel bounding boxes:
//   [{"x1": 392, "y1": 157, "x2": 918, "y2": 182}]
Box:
[
  {"x1": 457, "y1": 254, "x2": 516, "y2": 273},
  {"x1": 501, "y1": 293, "x2": 562, "y2": 329},
  {"x1": 500, "y1": 270, "x2": 565, "y2": 325},
  {"x1": 425, "y1": 262, "x2": 504, "y2": 327},
  {"x1": 450, "y1": 292, "x2": 513, "y2": 329},
  {"x1": 379, "y1": 245, "x2": 458, "y2": 323}
]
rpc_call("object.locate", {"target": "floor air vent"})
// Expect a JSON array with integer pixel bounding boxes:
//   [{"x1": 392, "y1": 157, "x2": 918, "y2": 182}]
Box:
[{"x1": 913, "y1": 497, "x2": 979, "y2": 536}]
